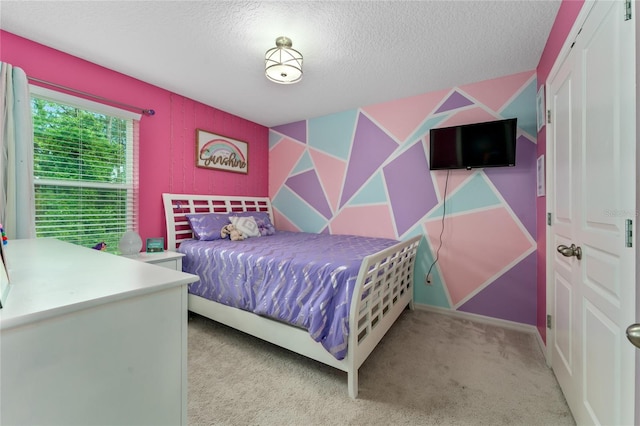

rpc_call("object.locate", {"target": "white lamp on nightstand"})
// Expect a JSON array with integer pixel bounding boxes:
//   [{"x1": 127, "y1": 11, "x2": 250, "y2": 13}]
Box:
[{"x1": 119, "y1": 231, "x2": 142, "y2": 256}]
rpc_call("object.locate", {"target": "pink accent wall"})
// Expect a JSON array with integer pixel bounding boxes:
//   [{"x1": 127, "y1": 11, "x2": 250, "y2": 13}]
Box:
[
  {"x1": 535, "y1": 0, "x2": 585, "y2": 343},
  {"x1": 0, "y1": 30, "x2": 269, "y2": 248}
]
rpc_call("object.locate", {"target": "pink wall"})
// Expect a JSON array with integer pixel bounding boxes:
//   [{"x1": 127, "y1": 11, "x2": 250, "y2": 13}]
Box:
[
  {"x1": 535, "y1": 0, "x2": 585, "y2": 343},
  {"x1": 0, "y1": 30, "x2": 269, "y2": 248}
]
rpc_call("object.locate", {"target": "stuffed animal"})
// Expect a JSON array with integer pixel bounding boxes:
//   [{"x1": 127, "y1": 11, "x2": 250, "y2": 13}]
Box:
[
  {"x1": 92, "y1": 242, "x2": 107, "y2": 251},
  {"x1": 220, "y1": 223, "x2": 245, "y2": 241}
]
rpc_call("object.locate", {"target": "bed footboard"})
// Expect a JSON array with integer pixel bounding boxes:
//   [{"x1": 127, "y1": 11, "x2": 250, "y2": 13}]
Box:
[{"x1": 346, "y1": 235, "x2": 421, "y2": 397}]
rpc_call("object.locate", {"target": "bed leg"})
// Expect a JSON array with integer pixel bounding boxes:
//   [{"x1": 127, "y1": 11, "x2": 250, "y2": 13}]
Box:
[
  {"x1": 408, "y1": 299, "x2": 415, "y2": 311},
  {"x1": 348, "y1": 369, "x2": 358, "y2": 399}
]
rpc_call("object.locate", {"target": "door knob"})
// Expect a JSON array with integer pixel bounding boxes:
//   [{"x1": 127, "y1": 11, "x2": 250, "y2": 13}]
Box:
[
  {"x1": 557, "y1": 244, "x2": 582, "y2": 260},
  {"x1": 627, "y1": 324, "x2": 640, "y2": 348}
]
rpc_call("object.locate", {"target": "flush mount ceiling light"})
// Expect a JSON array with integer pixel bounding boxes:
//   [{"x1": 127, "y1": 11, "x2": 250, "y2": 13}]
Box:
[{"x1": 265, "y1": 36, "x2": 303, "y2": 84}]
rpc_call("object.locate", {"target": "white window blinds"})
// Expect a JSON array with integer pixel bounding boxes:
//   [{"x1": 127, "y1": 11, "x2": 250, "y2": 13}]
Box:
[{"x1": 30, "y1": 86, "x2": 140, "y2": 252}]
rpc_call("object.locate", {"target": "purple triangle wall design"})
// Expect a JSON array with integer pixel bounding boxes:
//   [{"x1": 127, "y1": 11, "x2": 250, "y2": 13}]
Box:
[
  {"x1": 434, "y1": 91, "x2": 474, "y2": 114},
  {"x1": 272, "y1": 120, "x2": 307, "y2": 144},
  {"x1": 286, "y1": 170, "x2": 333, "y2": 219},
  {"x1": 383, "y1": 141, "x2": 437, "y2": 236},
  {"x1": 458, "y1": 252, "x2": 536, "y2": 325},
  {"x1": 340, "y1": 113, "x2": 398, "y2": 208}
]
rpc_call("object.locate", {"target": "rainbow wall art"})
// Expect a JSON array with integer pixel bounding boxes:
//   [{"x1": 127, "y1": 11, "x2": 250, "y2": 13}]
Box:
[
  {"x1": 196, "y1": 129, "x2": 248, "y2": 174},
  {"x1": 269, "y1": 70, "x2": 538, "y2": 325}
]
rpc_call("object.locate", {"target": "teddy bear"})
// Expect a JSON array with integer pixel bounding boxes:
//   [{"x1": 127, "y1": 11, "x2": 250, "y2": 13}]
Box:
[{"x1": 220, "y1": 223, "x2": 245, "y2": 241}]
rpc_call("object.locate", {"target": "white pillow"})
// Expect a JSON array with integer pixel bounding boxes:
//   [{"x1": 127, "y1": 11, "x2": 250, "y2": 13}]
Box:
[{"x1": 229, "y1": 216, "x2": 260, "y2": 238}]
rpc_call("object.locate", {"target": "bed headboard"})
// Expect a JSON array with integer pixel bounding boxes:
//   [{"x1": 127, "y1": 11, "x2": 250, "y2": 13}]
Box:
[{"x1": 162, "y1": 193, "x2": 273, "y2": 251}]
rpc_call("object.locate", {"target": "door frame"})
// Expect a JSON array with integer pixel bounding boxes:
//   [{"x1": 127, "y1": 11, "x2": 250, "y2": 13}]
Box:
[{"x1": 636, "y1": 7, "x2": 640, "y2": 426}]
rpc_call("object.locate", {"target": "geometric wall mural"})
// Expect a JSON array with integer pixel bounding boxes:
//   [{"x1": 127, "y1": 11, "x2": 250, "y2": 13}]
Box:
[{"x1": 269, "y1": 70, "x2": 538, "y2": 326}]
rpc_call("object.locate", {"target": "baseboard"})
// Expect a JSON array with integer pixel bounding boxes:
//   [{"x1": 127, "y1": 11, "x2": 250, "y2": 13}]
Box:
[{"x1": 414, "y1": 303, "x2": 543, "y2": 338}]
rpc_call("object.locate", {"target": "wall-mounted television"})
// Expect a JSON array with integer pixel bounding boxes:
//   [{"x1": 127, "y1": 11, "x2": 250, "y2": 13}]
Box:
[{"x1": 429, "y1": 118, "x2": 517, "y2": 170}]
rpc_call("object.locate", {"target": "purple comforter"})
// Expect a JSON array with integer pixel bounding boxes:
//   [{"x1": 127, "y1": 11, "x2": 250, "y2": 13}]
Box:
[{"x1": 179, "y1": 231, "x2": 398, "y2": 359}]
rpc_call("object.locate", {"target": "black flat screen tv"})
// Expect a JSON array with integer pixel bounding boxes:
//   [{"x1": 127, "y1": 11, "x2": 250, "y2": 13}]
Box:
[{"x1": 429, "y1": 118, "x2": 517, "y2": 170}]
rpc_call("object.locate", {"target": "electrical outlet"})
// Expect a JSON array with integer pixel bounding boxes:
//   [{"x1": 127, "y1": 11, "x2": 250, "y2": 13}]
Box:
[{"x1": 425, "y1": 274, "x2": 432, "y2": 285}]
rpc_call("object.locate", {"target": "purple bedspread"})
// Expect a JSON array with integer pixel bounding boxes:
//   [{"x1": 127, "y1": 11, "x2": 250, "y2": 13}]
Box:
[{"x1": 179, "y1": 231, "x2": 398, "y2": 360}]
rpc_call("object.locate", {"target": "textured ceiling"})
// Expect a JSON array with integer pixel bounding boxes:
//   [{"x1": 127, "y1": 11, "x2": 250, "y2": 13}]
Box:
[{"x1": 0, "y1": 1, "x2": 561, "y2": 127}]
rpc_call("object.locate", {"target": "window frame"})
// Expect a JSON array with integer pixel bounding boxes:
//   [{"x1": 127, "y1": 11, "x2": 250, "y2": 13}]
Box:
[{"x1": 30, "y1": 85, "x2": 141, "y2": 251}]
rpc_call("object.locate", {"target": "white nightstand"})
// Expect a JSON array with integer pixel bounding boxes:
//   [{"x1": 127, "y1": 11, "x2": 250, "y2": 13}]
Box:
[{"x1": 132, "y1": 251, "x2": 185, "y2": 271}]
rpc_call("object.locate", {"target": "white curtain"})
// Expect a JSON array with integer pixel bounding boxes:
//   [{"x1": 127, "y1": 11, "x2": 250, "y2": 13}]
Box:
[{"x1": 0, "y1": 62, "x2": 35, "y2": 239}]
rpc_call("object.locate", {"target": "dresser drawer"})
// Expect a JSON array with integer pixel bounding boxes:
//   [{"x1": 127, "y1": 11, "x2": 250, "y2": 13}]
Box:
[{"x1": 152, "y1": 259, "x2": 179, "y2": 270}]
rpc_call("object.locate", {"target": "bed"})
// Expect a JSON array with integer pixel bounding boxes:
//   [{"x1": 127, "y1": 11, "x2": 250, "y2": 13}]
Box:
[{"x1": 162, "y1": 193, "x2": 420, "y2": 398}]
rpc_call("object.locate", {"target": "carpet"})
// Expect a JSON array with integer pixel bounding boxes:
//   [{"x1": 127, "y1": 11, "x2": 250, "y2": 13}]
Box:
[{"x1": 188, "y1": 308, "x2": 574, "y2": 425}]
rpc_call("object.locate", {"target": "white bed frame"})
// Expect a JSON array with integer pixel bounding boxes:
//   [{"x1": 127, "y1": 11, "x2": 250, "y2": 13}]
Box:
[{"x1": 162, "y1": 193, "x2": 420, "y2": 398}]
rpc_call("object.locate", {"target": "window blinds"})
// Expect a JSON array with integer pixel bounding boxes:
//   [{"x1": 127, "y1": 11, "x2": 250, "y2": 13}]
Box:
[{"x1": 30, "y1": 85, "x2": 140, "y2": 252}]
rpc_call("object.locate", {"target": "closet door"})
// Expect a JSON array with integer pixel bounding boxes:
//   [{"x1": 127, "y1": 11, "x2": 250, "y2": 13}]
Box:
[{"x1": 547, "y1": 1, "x2": 636, "y2": 425}]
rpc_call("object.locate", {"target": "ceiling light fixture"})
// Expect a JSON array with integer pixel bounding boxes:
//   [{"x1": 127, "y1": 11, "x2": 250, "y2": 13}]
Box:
[{"x1": 265, "y1": 36, "x2": 303, "y2": 84}]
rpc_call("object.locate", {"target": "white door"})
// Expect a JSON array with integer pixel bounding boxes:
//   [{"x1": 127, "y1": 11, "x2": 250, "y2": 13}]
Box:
[{"x1": 547, "y1": 1, "x2": 636, "y2": 425}]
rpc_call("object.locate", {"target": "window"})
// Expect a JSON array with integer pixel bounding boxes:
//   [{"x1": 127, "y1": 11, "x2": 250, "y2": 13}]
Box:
[{"x1": 30, "y1": 86, "x2": 139, "y2": 253}]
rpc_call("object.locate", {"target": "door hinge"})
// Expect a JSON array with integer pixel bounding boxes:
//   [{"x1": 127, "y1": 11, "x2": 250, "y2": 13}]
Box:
[
  {"x1": 570, "y1": 27, "x2": 582, "y2": 49},
  {"x1": 626, "y1": 219, "x2": 633, "y2": 247},
  {"x1": 625, "y1": 0, "x2": 632, "y2": 21},
  {"x1": 547, "y1": 314, "x2": 552, "y2": 329},
  {"x1": 547, "y1": 110, "x2": 552, "y2": 124},
  {"x1": 547, "y1": 212, "x2": 552, "y2": 226}
]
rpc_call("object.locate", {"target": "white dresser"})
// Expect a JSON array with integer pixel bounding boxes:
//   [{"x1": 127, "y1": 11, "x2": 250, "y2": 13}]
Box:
[{"x1": 0, "y1": 238, "x2": 198, "y2": 426}]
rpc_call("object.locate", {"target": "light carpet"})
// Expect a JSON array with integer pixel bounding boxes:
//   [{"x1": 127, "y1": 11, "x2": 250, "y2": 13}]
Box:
[{"x1": 188, "y1": 309, "x2": 575, "y2": 425}]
